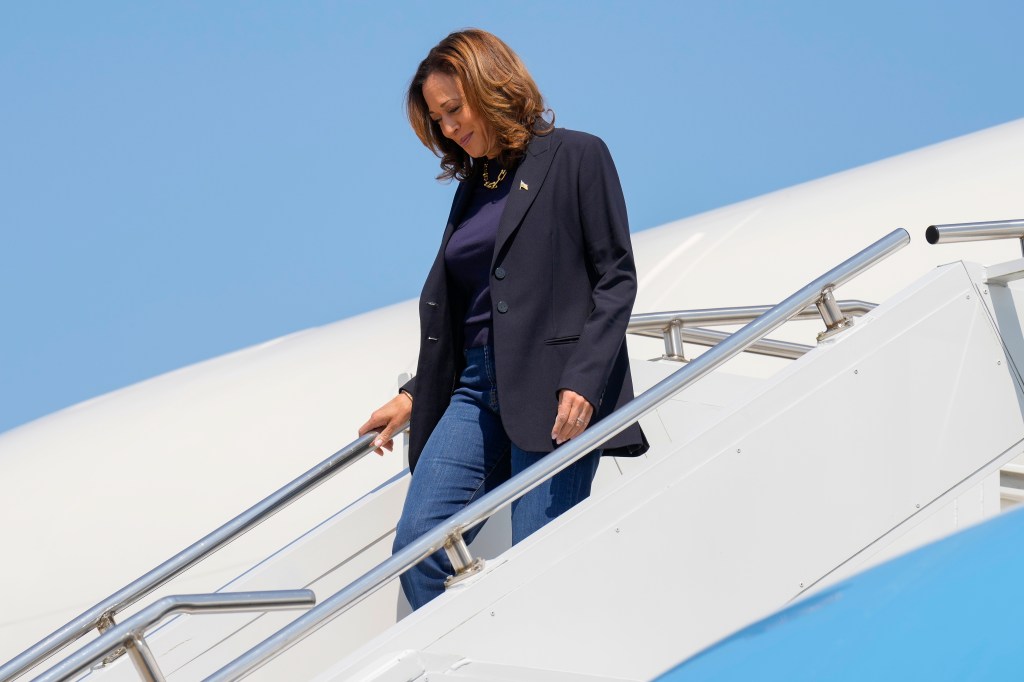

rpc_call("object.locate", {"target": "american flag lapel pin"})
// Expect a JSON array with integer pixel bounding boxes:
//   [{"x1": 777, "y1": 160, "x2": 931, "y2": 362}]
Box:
[{"x1": 520, "y1": 180, "x2": 529, "y2": 191}]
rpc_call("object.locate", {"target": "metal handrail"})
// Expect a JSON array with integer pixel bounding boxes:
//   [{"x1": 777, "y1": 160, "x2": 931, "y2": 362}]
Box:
[
  {"x1": 627, "y1": 301, "x2": 876, "y2": 361},
  {"x1": 33, "y1": 591, "x2": 315, "y2": 682},
  {"x1": 0, "y1": 426, "x2": 406, "y2": 682},
  {"x1": 636, "y1": 326, "x2": 812, "y2": 360},
  {"x1": 205, "y1": 228, "x2": 911, "y2": 681},
  {"x1": 926, "y1": 219, "x2": 1024, "y2": 250},
  {"x1": 628, "y1": 300, "x2": 876, "y2": 330}
]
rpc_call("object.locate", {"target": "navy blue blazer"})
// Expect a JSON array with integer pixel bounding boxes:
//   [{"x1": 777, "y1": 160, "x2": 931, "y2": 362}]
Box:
[{"x1": 403, "y1": 128, "x2": 648, "y2": 472}]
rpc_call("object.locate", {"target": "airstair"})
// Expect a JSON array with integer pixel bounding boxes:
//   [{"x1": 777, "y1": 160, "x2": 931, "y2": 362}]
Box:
[{"x1": 6, "y1": 221, "x2": 1024, "y2": 681}]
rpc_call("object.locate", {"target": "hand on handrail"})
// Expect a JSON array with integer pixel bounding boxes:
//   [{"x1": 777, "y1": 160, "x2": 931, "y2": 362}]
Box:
[{"x1": 358, "y1": 393, "x2": 412, "y2": 455}]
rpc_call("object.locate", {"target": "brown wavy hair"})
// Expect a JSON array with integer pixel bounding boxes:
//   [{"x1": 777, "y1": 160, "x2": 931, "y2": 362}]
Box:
[{"x1": 407, "y1": 29, "x2": 554, "y2": 181}]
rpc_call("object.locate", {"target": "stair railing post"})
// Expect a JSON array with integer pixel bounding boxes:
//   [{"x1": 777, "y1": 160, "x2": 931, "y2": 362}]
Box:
[
  {"x1": 125, "y1": 634, "x2": 165, "y2": 682},
  {"x1": 662, "y1": 320, "x2": 687, "y2": 361},
  {"x1": 815, "y1": 285, "x2": 854, "y2": 341},
  {"x1": 443, "y1": 531, "x2": 485, "y2": 588}
]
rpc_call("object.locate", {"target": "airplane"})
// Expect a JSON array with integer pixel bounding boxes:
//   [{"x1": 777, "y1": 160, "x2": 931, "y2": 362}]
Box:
[{"x1": 2, "y1": 117, "x2": 1023, "y2": 680}]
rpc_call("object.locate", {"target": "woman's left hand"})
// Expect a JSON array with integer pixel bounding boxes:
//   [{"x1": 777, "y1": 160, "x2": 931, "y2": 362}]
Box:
[{"x1": 551, "y1": 389, "x2": 594, "y2": 445}]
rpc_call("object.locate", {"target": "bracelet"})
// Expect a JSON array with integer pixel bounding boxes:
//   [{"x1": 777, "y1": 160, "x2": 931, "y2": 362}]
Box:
[{"x1": 400, "y1": 389, "x2": 414, "y2": 404}]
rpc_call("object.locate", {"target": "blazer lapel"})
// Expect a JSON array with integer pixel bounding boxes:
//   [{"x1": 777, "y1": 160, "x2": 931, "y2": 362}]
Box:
[{"x1": 492, "y1": 131, "x2": 561, "y2": 268}]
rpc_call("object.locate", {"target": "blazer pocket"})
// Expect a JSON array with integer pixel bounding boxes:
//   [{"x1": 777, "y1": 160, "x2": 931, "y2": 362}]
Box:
[{"x1": 544, "y1": 335, "x2": 580, "y2": 346}]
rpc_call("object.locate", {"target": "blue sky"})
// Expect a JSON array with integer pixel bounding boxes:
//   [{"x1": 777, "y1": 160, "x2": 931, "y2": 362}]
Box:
[{"x1": 2, "y1": 1, "x2": 1022, "y2": 435}]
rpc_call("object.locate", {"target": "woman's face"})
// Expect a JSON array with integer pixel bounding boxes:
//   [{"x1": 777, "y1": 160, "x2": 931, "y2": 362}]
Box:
[{"x1": 422, "y1": 72, "x2": 499, "y2": 159}]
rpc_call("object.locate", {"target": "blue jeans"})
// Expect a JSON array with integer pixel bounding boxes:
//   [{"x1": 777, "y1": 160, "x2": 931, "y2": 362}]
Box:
[{"x1": 393, "y1": 345, "x2": 601, "y2": 610}]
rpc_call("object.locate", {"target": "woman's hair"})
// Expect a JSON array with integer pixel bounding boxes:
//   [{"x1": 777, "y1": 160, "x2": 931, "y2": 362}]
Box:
[{"x1": 407, "y1": 29, "x2": 554, "y2": 181}]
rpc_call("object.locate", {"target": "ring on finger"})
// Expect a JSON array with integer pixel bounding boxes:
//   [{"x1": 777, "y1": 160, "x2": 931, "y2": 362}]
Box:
[{"x1": 575, "y1": 417, "x2": 585, "y2": 426}]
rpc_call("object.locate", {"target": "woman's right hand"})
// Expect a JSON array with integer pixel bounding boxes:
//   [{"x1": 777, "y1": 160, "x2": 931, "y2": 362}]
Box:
[{"x1": 358, "y1": 393, "x2": 413, "y2": 456}]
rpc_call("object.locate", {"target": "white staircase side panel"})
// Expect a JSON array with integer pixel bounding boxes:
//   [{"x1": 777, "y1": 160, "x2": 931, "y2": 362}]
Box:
[
  {"x1": 817, "y1": 472, "x2": 999, "y2": 587},
  {"x1": 963, "y1": 261, "x2": 1024, "y2": 511},
  {"x1": 983, "y1": 264, "x2": 1024, "y2": 431},
  {"x1": 277, "y1": 262, "x2": 1024, "y2": 682}
]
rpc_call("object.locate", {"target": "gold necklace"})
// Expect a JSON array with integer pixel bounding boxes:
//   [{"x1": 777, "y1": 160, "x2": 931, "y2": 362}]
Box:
[{"x1": 482, "y1": 161, "x2": 506, "y2": 190}]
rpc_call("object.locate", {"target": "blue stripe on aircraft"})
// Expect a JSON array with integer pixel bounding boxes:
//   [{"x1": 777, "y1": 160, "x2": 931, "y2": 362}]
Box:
[{"x1": 656, "y1": 506, "x2": 1024, "y2": 681}]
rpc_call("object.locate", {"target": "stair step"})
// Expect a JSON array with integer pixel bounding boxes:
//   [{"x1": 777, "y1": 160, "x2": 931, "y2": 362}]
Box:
[
  {"x1": 1000, "y1": 486, "x2": 1024, "y2": 503},
  {"x1": 1001, "y1": 463, "x2": 1024, "y2": 477}
]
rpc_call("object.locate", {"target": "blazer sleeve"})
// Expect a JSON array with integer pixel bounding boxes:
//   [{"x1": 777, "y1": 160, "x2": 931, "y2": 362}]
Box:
[{"x1": 557, "y1": 136, "x2": 638, "y2": 407}]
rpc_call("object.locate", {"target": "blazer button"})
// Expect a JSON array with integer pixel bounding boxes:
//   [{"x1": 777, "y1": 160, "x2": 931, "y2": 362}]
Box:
[
  {"x1": 496, "y1": 301, "x2": 509, "y2": 314},
  {"x1": 494, "y1": 267, "x2": 507, "y2": 280}
]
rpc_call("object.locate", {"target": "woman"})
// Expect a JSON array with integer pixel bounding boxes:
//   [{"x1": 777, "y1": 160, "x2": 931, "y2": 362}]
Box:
[{"x1": 359, "y1": 28, "x2": 647, "y2": 610}]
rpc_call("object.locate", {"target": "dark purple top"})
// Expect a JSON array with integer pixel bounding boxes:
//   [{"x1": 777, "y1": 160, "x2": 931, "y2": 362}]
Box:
[{"x1": 445, "y1": 158, "x2": 513, "y2": 349}]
